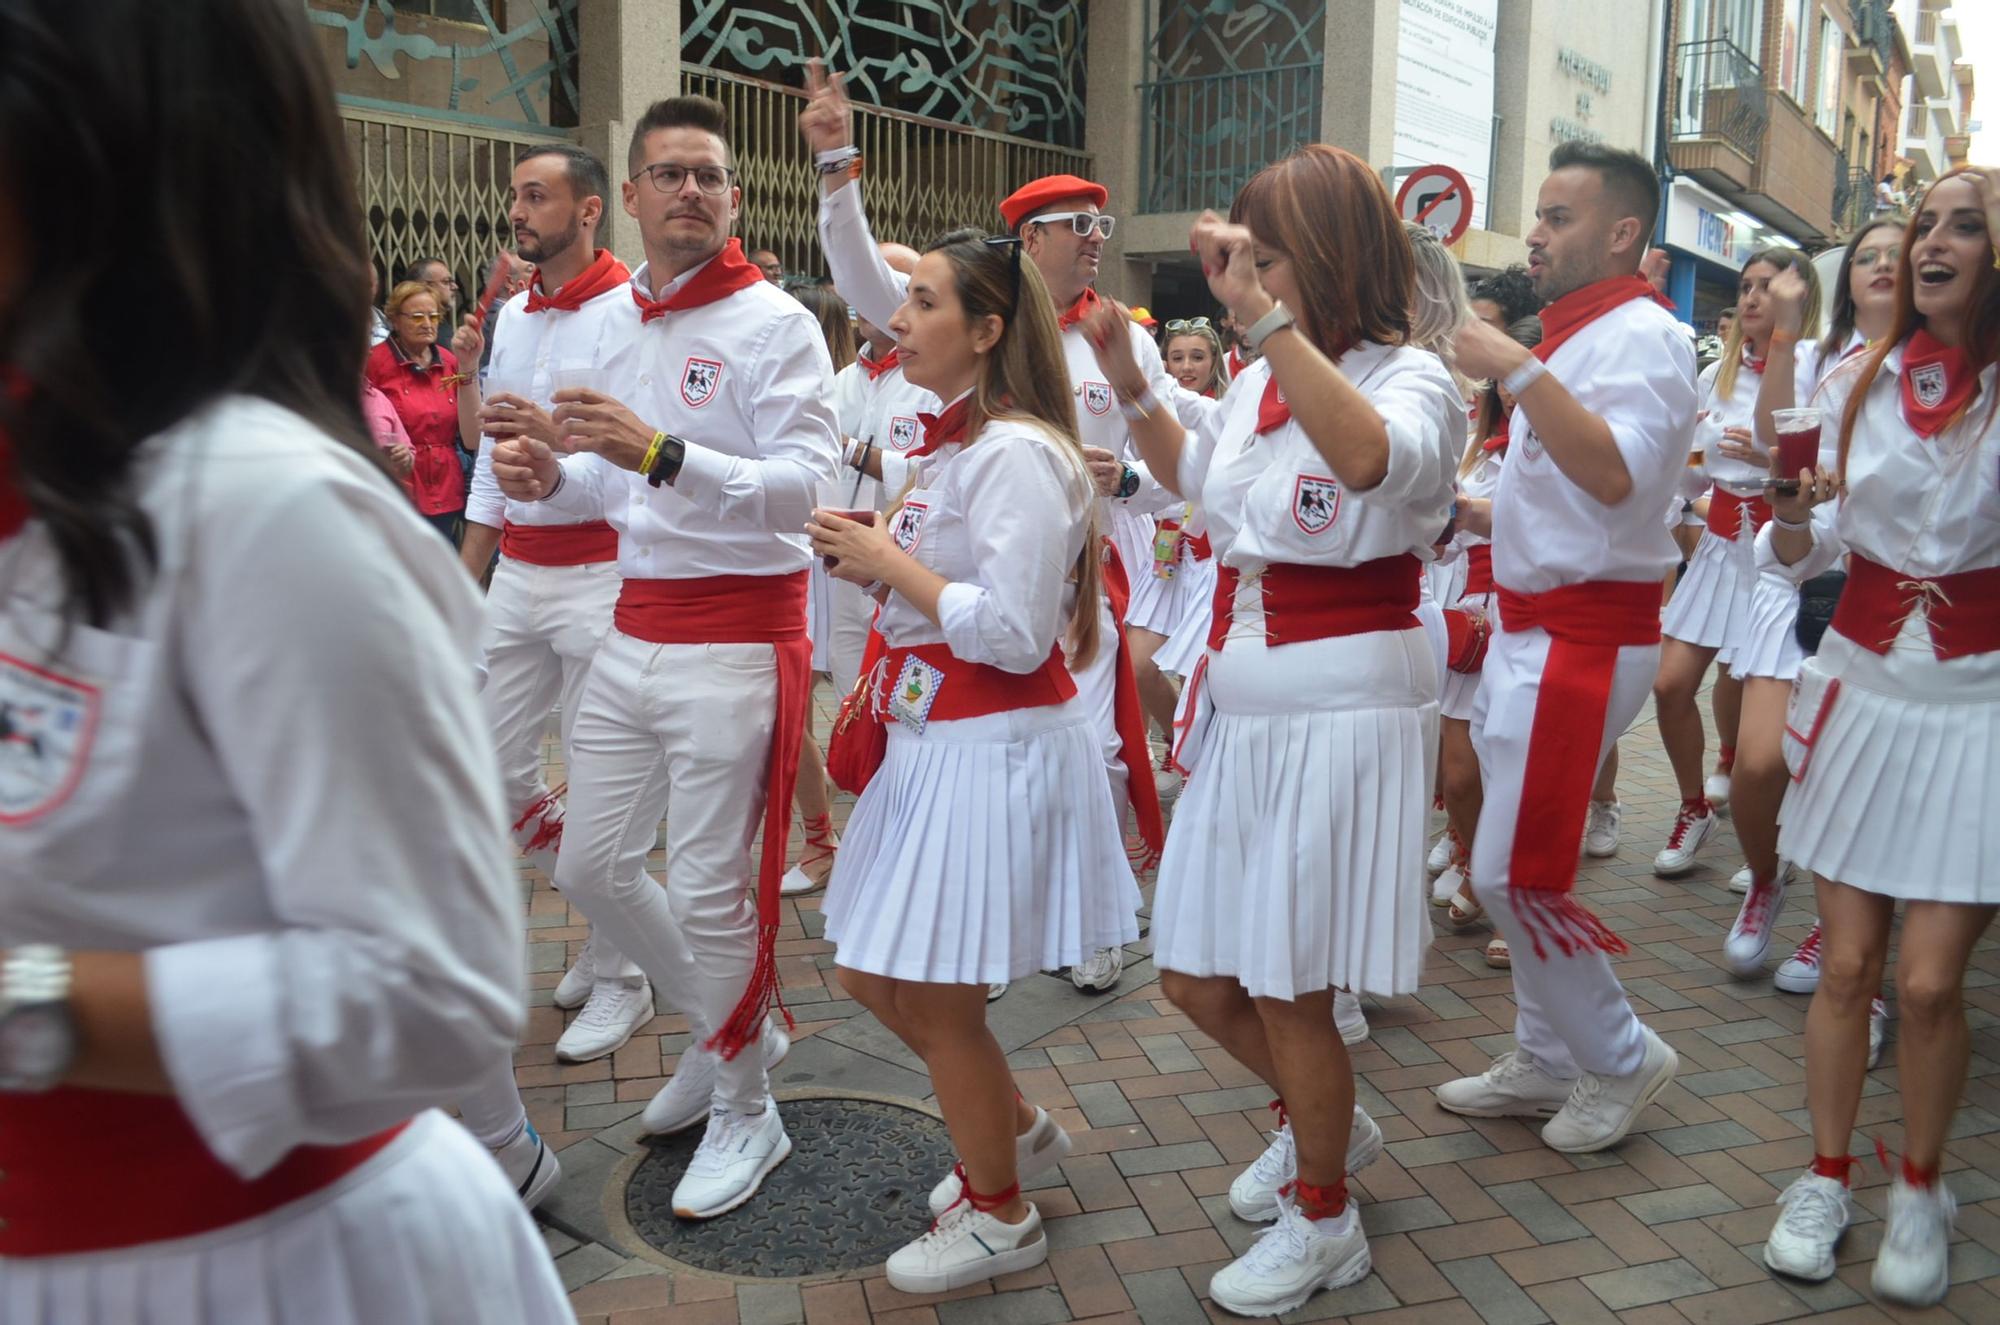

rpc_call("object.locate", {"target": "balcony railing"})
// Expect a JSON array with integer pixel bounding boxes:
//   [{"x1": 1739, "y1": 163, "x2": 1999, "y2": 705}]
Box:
[
  {"x1": 1914, "y1": 8, "x2": 1939, "y2": 46},
  {"x1": 1671, "y1": 39, "x2": 1768, "y2": 164},
  {"x1": 1138, "y1": 63, "x2": 1323, "y2": 214},
  {"x1": 1832, "y1": 159, "x2": 1876, "y2": 235},
  {"x1": 1849, "y1": 0, "x2": 1893, "y2": 63}
]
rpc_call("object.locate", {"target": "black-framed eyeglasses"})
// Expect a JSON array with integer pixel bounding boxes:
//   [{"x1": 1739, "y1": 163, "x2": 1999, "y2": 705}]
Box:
[
  {"x1": 984, "y1": 235, "x2": 1024, "y2": 311},
  {"x1": 1029, "y1": 211, "x2": 1116, "y2": 239},
  {"x1": 1164, "y1": 317, "x2": 1212, "y2": 334},
  {"x1": 632, "y1": 162, "x2": 736, "y2": 196}
]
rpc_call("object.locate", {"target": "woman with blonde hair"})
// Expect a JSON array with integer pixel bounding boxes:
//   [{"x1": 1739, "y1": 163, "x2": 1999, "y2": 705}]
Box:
[{"x1": 806, "y1": 229, "x2": 1139, "y2": 1293}]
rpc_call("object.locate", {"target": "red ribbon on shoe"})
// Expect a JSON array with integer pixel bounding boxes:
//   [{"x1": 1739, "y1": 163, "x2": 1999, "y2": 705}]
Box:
[
  {"x1": 631, "y1": 239, "x2": 768, "y2": 322},
  {"x1": 524, "y1": 248, "x2": 632, "y2": 314},
  {"x1": 1100, "y1": 540, "x2": 1166, "y2": 871}
]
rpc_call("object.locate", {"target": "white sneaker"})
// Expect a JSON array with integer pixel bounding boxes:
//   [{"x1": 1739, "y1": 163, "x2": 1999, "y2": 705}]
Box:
[
  {"x1": 1427, "y1": 832, "x2": 1456, "y2": 875},
  {"x1": 886, "y1": 1200, "x2": 1047, "y2": 1293},
  {"x1": 1583, "y1": 799, "x2": 1622, "y2": 858},
  {"x1": 1333, "y1": 990, "x2": 1370, "y2": 1047},
  {"x1": 1872, "y1": 1176, "x2": 1956, "y2": 1307},
  {"x1": 1704, "y1": 769, "x2": 1732, "y2": 809},
  {"x1": 1540, "y1": 1025, "x2": 1678, "y2": 1153},
  {"x1": 1723, "y1": 873, "x2": 1788, "y2": 977},
  {"x1": 1155, "y1": 762, "x2": 1183, "y2": 806},
  {"x1": 555, "y1": 978, "x2": 653, "y2": 1063},
  {"x1": 1208, "y1": 1199, "x2": 1371, "y2": 1317},
  {"x1": 552, "y1": 938, "x2": 597, "y2": 1011},
  {"x1": 492, "y1": 1122, "x2": 562, "y2": 1210},
  {"x1": 929, "y1": 1106, "x2": 1073, "y2": 1216},
  {"x1": 671, "y1": 1097, "x2": 792, "y2": 1218},
  {"x1": 1435, "y1": 1051, "x2": 1574, "y2": 1119},
  {"x1": 1431, "y1": 861, "x2": 1466, "y2": 907},
  {"x1": 642, "y1": 1024, "x2": 792, "y2": 1136},
  {"x1": 778, "y1": 864, "x2": 820, "y2": 897},
  {"x1": 1774, "y1": 923, "x2": 1823, "y2": 993},
  {"x1": 987, "y1": 982, "x2": 1008, "y2": 1001},
  {"x1": 1071, "y1": 946, "x2": 1124, "y2": 992},
  {"x1": 1228, "y1": 1107, "x2": 1384, "y2": 1222},
  {"x1": 1652, "y1": 800, "x2": 1718, "y2": 877},
  {"x1": 1731, "y1": 860, "x2": 1794, "y2": 895},
  {"x1": 1868, "y1": 997, "x2": 1889, "y2": 1069},
  {"x1": 1762, "y1": 1171, "x2": 1850, "y2": 1281}
]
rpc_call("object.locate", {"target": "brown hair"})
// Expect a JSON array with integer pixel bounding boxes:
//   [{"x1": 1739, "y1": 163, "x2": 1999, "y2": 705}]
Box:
[
  {"x1": 1230, "y1": 144, "x2": 1413, "y2": 355},
  {"x1": 793, "y1": 284, "x2": 857, "y2": 373},
  {"x1": 1819, "y1": 216, "x2": 1904, "y2": 361},
  {"x1": 1716, "y1": 247, "x2": 1820, "y2": 400},
  {"x1": 1837, "y1": 167, "x2": 2000, "y2": 475},
  {"x1": 627, "y1": 95, "x2": 733, "y2": 175}
]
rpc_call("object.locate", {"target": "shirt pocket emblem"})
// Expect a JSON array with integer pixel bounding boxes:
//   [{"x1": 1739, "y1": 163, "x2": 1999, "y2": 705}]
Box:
[
  {"x1": 0, "y1": 653, "x2": 100, "y2": 824},
  {"x1": 680, "y1": 356, "x2": 723, "y2": 408},
  {"x1": 1291, "y1": 475, "x2": 1341, "y2": 535},
  {"x1": 892, "y1": 499, "x2": 931, "y2": 553},
  {"x1": 1082, "y1": 382, "x2": 1112, "y2": 416}
]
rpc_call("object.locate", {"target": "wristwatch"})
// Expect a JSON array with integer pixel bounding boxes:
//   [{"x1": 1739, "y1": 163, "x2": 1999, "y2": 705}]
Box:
[
  {"x1": 1116, "y1": 464, "x2": 1141, "y2": 500},
  {"x1": 1243, "y1": 301, "x2": 1295, "y2": 354},
  {"x1": 0, "y1": 945, "x2": 76, "y2": 1093},
  {"x1": 645, "y1": 433, "x2": 688, "y2": 488}
]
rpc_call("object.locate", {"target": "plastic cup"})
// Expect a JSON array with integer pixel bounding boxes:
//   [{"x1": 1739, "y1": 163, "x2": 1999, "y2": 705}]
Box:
[
  {"x1": 814, "y1": 477, "x2": 878, "y2": 568},
  {"x1": 1771, "y1": 406, "x2": 1821, "y2": 494}
]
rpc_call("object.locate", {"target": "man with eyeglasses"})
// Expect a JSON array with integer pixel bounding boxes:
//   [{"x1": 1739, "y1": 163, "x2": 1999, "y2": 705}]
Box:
[
  {"x1": 405, "y1": 255, "x2": 461, "y2": 324},
  {"x1": 802, "y1": 61, "x2": 1168, "y2": 1000},
  {"x1": 488, "y1": 94, "x2": 841, "y2": 1221}
]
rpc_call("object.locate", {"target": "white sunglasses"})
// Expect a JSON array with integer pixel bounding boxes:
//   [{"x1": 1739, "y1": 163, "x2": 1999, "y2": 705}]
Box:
[{"x1": 1030, "y1": 211, "x2": 1116, "y2": 239}]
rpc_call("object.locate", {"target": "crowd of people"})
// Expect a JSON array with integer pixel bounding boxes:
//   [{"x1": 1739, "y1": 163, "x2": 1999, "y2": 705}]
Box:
[{"x1": 2, "y1": 3, "x2": 1996, "y2": 1322}]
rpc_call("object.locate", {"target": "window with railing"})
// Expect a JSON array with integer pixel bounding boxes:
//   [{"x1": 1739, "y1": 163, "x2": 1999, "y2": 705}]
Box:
[
  {"x1": 1914, "y1": 8, "x2": 1939, "y2": 46},
  {"x1": 1672, "y1": 38, "x2": 1769, "y2": 162},
  {"x1": 1907, "y1": 96, "x2": 1928, "y2": 137},
  {"x1": 1137, "y1": 0, "x2": 1326, "y2": 214}
]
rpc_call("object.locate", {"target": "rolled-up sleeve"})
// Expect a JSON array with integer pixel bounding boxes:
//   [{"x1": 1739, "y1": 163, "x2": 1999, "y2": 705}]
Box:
[
  {"x1": 465, "y1": 436, "x2": 506, "y2": 529},
  {"x1": 1348, "y1": 356, "x2": 1460, "y2": 514},
  {"x1": 934, "y1": 435, "x2": 1086, "y2": 673},
  {"x1": 818, "y1": 181, "x2": 909, "y2": 333}
]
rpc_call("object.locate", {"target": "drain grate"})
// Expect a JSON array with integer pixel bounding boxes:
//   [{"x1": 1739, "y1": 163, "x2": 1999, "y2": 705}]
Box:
[{"x1": 623, "y1": 1096, "x2": 958, "y2": 1279}]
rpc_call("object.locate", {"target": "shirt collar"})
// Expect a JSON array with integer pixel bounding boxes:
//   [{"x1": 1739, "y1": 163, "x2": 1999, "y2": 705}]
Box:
[{"x1": 630, "y1": 253, "x2": 718, "y2": 303}]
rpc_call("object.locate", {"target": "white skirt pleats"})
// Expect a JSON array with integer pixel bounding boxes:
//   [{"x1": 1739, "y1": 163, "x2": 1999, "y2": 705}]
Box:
[
  {"x1": 0, "y1": 1112, "x2": 573, "y2": 1325},
  {"x1": 1780, "y1": 632, "x2": 2000, "y2": 904},
  {"x1": 1728, "y1": 571, "x2": 1806, "y2": 681},
  {"x1": 1152, "y1": 560, "x2": 1219, "y2": 679},
  {"x1": 1152, "y1": 628, "x2": 1438, "y2": 999},
  {"x1": 823, "y1": 696, "x2": 1141, "y2": 984},
  {"x1": 1661, "y1": 527, "x2": 1758, "y2": 660},
  {"x1": 1127, "y1": 549, "x2": 1214, "y2": 637}
]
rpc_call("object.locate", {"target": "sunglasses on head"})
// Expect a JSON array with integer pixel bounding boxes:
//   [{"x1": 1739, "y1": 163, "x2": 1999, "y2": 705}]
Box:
[
  {"x1": 983, "y1": 235, "x2": 1024, "y2": 310},
  {"x1": 1164, "y1": 317, "x2": 1212, "y2": 334},
  {"x1": 1029, "y1": 211, "x2": 1116, "y2": 239}
]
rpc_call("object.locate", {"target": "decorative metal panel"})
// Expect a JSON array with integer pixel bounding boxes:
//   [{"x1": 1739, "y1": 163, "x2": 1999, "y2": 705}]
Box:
[
  {"x1": 1671, "y1": 38, "x2": 1769, "y2": 165},
  {"x1": 1148, "y1": 0, "x2": 1324, "y2": 78},
  {"x1": 307, "y1": 0, "x2": 581, "y2": 129},
  {"x1": 680, "y1": 1, "x2": 1087, "y2": 148}
]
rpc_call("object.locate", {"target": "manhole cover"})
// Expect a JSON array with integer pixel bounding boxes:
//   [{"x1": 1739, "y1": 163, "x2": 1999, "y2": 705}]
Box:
[{"x1": 624, "y1": 1096, "x2": 957, "y2": 1279}]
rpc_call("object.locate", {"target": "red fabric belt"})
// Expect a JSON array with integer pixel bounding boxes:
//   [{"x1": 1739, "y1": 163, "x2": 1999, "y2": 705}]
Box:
[
  {"x1": 1187, "y1": 531, "x2": 1212, "y2": 561},
  {"x1": 1707, "y1": 488, "x2": 1772, "y2": 541},
  {"x1": 614, "y1": 572, "x2": 810, "y2": 1058},
  {"x1": 1205, "y1": 555, "x2": 1422, "y2": 652},
  {"x1": 879, "y1": 642, "x2": 1076, "y2": 721},
  {"x1": 1101, "y1": 540, "x2": 1167, "y2": 871},
  {"x1": 1463, "y1": 544, "x2": 1494, "y2": 597},
  {"x1": 0, "y1": 1089, "x2": 406, "y2": 1256},
  {"x1": 1831, "y1": 554, "x2": 2000, "y2": 660},
  {"x1": 1495, "y1": 579, "x2": 1663, "y2": 963},
  {"x1": 500, "y1": 519, "x2": 618, "y2": 566}
]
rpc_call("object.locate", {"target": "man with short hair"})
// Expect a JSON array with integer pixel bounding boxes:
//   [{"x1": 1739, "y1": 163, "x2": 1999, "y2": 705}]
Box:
[
  {"x1": 406, "y1": 255, "x2": 461, "y2": 323},
  {"x1": 749, "y1": 247, "x2": 784, "y2": 284},
  {"x1": 1433, "y1": 142, "x2": 1695, "y2": 1153},
  {"x1": 491, "y1": 95, "x2": 840, "y2": 1218}
]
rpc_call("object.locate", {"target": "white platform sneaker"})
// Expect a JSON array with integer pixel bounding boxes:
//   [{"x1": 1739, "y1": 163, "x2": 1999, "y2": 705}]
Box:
[
  {"x1": 930, "y1": 1106, "x2": 1073, "y2": 1216},
  {"x1": 1209, "y1": 1198, "x2": 1370, "y2": 1317},
  {"x1": 886, "y1": 1197, "x2": 1047, "y2": 1293},
  {"x1": 670, "y1": 1097, "x2": 791, "y2": 1219},
  {"x1": 1228, "y1": 1106, "x2": 1383, "y2": 1222}
]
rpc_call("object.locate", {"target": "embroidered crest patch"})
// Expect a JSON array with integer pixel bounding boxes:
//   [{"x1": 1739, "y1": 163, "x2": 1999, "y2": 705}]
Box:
[
  {"x1": 1292, "y1": 475, "x2": 1341, "y2": 535},
  {"x1": 1911, "y1": 361, "x2": 1948, "y2": 410},
  {"x1": 1082, "y1": 381, "x2": 1112, "y2": 416},
  {"x1": 680, "y1": 356, "x2": 723, "y2": 407},
  {"x1": 0, "y1": 653, "x2": 99, "y2": 824},
  {"x1": 889, "y1": 416, "x2": 919, "y2": 451},
  {"x1": 892, "y1": 499, "x2": 931, "y2": 552}
]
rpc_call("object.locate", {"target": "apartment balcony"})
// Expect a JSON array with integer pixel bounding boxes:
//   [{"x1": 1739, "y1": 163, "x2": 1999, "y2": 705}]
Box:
[
  {"x1": 1904, "y1": 93, "x2": 1946, "y2": 180},
  {"x1": 1909, "y1": 7, "x2": 1948, "y2": 100},
  {"x1": 1832, "y1": 156, "x2": 1876, "y2": 238},
  {"x1": 1668, "y1": 39, "x2": 1765, "y2": 192},
  {"x1": 1847, "y1": 0, "x2": 1893, "y2": 79},
  {"x1": 1931, "y1": 93, "x2": 1959, "y2": 137}
]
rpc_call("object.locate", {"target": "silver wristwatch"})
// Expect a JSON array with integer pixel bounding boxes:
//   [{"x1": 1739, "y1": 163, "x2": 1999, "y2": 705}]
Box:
[
  {"x1": 1243, "y1": 300, "x2": 1295, "y2": 354},
  {"x1": 0, "y1": 945, "x2": 77, "y2": 1093}
]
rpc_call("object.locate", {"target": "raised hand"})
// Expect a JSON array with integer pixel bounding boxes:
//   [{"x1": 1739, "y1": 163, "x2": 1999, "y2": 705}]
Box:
[
  {"x1": 1077, "y1": 299, "x2": 1146, "y2": 398},
  {"x1": 799, "y1": 60, "x2": 854, "y2": 155},
  {"x1": 1190, "y1": 211, "x2": 1272, "y2": 326},
  {"x1": 1452, "y1": 315, "x2": 1534, "y2": 384},
  {"x1": 1767, "y1": 267, "x2": 1810, "y2": 339}
]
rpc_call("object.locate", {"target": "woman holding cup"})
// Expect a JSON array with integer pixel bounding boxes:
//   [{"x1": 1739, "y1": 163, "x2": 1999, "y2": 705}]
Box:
[{"x1": 1753, "y1": 166, "x2": 2000, "y2": 1307}]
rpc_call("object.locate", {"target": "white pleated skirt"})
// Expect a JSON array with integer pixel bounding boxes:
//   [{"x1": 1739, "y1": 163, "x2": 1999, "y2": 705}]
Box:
[
  {"x1": 1780, "y1": 631, "x2": 2000, "y2": 904},
  {"x1": 1440, "y1": 591, "x2": 1494, "y2": 721},
  {"x1": 0, "y1": 1112, "x2": 573, "y2": 1325},
  {"x1": 1661, "y1": 527, "x2": 1758, "y2": 660},
  {"x1": 823, "y1": 696, "x2": 1141, "y2": 983},
  {"x1": 1152, "y1": 628, "x2": 1438, "y2": 999},
  {"x1": 1152, "y1": 563, "x2": 1219, "y2": 680},
  {"x1": 1727, "y1": 571, "x2": 1806, "y2": 681},
  {"x1": 1127, "y1": 549, "x2": 1214, "y2": 637}
]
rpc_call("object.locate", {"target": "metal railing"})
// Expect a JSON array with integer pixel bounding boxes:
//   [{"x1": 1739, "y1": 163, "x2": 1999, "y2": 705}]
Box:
[
  {"x1": 1670, "y1": 39, "x2": 1768, "y2": 164},
  {"x1": 1137, "y1": 63, "x2": 1324, "y2": 214},
  {"x1": 1832, "y1": 160, "x2": 1876, "y2": 235},
  {"x1": 681, "y1": 69, "x2": 1091, "y2": 277},
  {"x1": 1850, "y1": 0, "x2": 1893, "y2": 57},
  {"x1": 1913, "y1": 8, "x2": 1939, "y2": 46}
]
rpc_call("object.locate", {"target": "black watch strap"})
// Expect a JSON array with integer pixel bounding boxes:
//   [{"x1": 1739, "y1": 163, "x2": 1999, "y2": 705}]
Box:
[{"x1": 645, "y1": 434, "x2": 687, "y2": 487}]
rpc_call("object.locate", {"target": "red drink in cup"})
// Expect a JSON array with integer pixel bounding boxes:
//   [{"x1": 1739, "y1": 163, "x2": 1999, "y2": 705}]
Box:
[
  {"x1": 814, "y1": 478, "x2": 878, "y2": 569},
  {"x1": 819, "y1": 509, "x2": 877, "y2": 568},
  {"x1": 1771, "y1": 406, "x2": 1821, "y2": 494}
]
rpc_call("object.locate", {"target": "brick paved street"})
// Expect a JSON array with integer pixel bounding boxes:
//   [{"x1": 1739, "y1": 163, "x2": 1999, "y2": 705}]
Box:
[{"x1": 516, "y1": 687, "x2": 2000, "y2": 1324}]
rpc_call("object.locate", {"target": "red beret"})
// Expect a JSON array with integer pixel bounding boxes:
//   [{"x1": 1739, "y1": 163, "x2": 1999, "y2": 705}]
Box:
[{"x1": 999, "y1": 174, "x2": 1109, "y2": 232}]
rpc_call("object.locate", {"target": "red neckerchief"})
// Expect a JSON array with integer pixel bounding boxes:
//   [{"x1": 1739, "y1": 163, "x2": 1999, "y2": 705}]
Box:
[
  {"x1": 1534, "y1": 274, "x2": 1676, "y2": 362},
  {"x1": 0, "y1": 368, "x2": 28, "y2": 541},
  {"x1": 1899, "y1": 327, "x2": 1981, "y2": 438},
  {"x1": 1057, "y1": 287, "x2": 1102, "y2": 332},
  {"x1": 858, "y1": 346, "x2": 901, "y2": 381},
  {"x1": 1482, "y1": 416, "x2": 1511, "y2": 452},
  {"x1": 1740, "y1": 344, "x2": 1766, "y2": 376},
  {"x1": 631, "y1": 239, "x2": 766, "y2": 323},
  {"x1": 525, "y1": 249, "x2": 632, "y2": 314},
  {"x1": 1255, "y1": 375, "x2": 1290, "y2": 434},
  {"x1": 913, "y1": 394, "x2": 971, "y2": 457}
]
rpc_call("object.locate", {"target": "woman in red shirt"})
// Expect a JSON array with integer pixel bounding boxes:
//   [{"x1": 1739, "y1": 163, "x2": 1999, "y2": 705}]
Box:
[{"x1": 365, "y1": 282, "x2": 478, "y2": 541}]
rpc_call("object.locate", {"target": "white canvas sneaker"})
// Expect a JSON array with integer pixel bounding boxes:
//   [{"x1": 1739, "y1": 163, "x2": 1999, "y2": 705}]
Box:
[
  {"x1": 1871, "y1": 1176, "x2": 1955, "y2": 1307},
  {"x1": 1762, "y1": 1171, "x2": 1850, "y2": 1281},
  {"x1": 1228, "y1": 1107, "x2": 1383, "y2": 1223},
  {"x1": 1071, "y1": 946, "x2": 1124, "y2": 992},
  {"x1": 642, "y1": 1024, "x2": 792, "y2": 1136},
  {"x1": 1774, "y1": 923, "x2": 1823, "y2": 993},
  {"x1": 1703, "y1": 769, "x2": 1732, "y2": 809},
  {"x1": 1435, "y1": 1051, "x2": 1574, "y2": 1119},
  {"x1": 1208, "y1": 1199, "x2": 1371, "y2": 1317},
  {"x1": 491, "y1": 1121, "x2": 562, "y2": 1210},
  {"x1": 886, "y1": 1200, "x2": 1047, "y2": 1293},
  {"x1": 930, "y1": 1106, "x2": 1073, "y2": 1216},
  {"x1": 1723, "y1": 874, "x2": 1788, "y2": 977},
  {"x1": 1540, "y1": 1026, "x2": 1678, "y2": 1153},
  {"x1": 555, "y1": 977, "x2": 653, "y2": 1063},
  {"x1": 1652, "y1": 800, "x2": 1718, "y2": 877},
  {"x1": 1583, "y1": 799, "x2": 1622, "y2": 858},
  {"x1": 1730, "y1": 860, "x2": 1794, "y2": 895},
  {"x1": 671, "y1": 1097, "x2": 792, "y2": 1219},
  {"x1": 1333, "y1": 990, "x2": 1370, "y2": 1047}
]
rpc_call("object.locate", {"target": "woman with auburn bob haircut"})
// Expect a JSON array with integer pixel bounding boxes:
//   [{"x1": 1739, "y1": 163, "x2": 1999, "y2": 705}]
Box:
[
  {"x1": 1753, "y1": 166, "x2": 2000, "y2": 1308},
  {"x1": 1081, "y1": 143, "x2": 1461, "y2": 1316}
]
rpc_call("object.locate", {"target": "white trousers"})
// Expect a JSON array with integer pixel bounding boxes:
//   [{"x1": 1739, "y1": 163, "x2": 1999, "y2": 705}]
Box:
[
  {"x1": 553, "y1": 629, "x2": 777, "y2": 1110},
  {"x1": 1470, "y1": 626, "x2": 1659, "y2": 1080},
  {"x1": 825, "y1": 574, "x2": 876, "y2": 700}
]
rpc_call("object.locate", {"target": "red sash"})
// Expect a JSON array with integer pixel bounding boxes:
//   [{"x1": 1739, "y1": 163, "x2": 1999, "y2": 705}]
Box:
[
  {"x1": 1463, "y1": 544, "x2": 1494, "y2": 597},
  {"x1": 879, "y1": 642, "x2": 1076, "y2": 722},
  {"x1": 1707, "y1": 488, "x2": 1771, "y2": 542},
  {"x1": 1100, "y1": 541, "x2": 1168, "y2": 871},
  {"x1": 614, "y1": 571, "x2": 810, "y2": 1058},
  {"x1": 500, "y1": 519, "x2": 619, "y2": 566},
  {"x1": 1496, "y1": 580, "x2": 1662, "y2": 961},
  {"x1": 1831, "y1": 554, "x2": 2000, "y2": 660},
  {"x1": 1205, "y1": 556, "x2": 1422, "y2": 651},
  {"x1": 0, "y1": 1089, "x2": 406, "y2": 1256}
]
